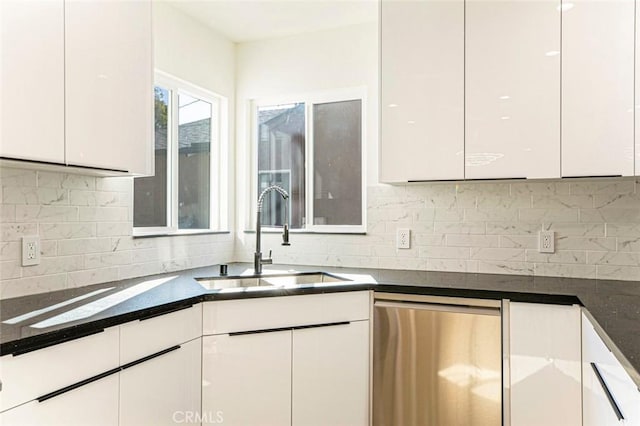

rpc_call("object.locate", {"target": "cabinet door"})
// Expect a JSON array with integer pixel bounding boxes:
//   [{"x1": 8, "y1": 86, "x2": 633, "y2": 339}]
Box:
[
  {"x1": 0, "y1": 373, "x2": 119, "y2": 426},
  {"x1": 292, "y1": 321, "x2": 370, "y2": 426},
  {"x1": 465, "y1": 0, "x2": 560, "y2": 179},
  {"x1": 379, "y1": 0, "x2": 464, "y2": 182},
  {"x1": 508, "y1": 302, "x2": 582, "y2": 426},
  {"x1": 64, "y1": 0, "x2": 153, "y2": 174},
  {"x1": 582, "y1": 313, "x2": 640, "y2": 426},
  {"x1": 120, "y1": 338, "x2": 202, "y2": 426},
  {"x1": 202, "y1": 332, "x2": 292, "y2": 426},
  {"x1": 0, "y1": 0, "x2": 64, "y2": 163},
  {"x1": 562, "y1": 0, "x2": 634, "y2": 177}
]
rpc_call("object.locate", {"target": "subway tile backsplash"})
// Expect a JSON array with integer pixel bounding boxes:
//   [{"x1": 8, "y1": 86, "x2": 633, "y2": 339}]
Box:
[
  {"x1": 4, "y1": 166, "x2": 640, "y2": 299},
  {"x1": 0, "y1": 168, "x2": 234, "y2": 299},
  {"x1": 237, "y1": 178, "x2": 640, "y2": 282}
]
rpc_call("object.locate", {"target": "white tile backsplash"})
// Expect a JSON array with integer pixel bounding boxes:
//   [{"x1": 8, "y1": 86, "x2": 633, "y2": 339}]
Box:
[
  {"x1": 0, "y1": 167, "x2": 234, "y2": 299},
  {"x1": 4, "y1": 167, "x2": 640, "y2": 299}
]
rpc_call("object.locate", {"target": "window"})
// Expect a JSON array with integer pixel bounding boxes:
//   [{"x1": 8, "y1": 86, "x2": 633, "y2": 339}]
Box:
[
  {"x1": 255, "y1": 89, "x2": 365, "y2": 233},
  {"x1": 134, "y1": 72, "x2": 228, "y2": 235}
]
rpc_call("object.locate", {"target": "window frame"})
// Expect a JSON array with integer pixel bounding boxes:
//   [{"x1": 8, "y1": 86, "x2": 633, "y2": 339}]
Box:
[
  {"x1": 250, "y1": 87, "x2": 367, "y2": 234},
  {"x1": 133, "y1": 70, "x2": 229, "y2": 236}
]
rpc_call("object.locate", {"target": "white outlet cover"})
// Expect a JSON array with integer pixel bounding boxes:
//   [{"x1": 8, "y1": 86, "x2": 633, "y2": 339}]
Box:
[
  {"x1": 539, "y1": 231, "x2": 555, "y2": 254},
  {"x1": 397, "y1": 228, "x2": 411, "y2": 249},
  {"x1": 22, "y1": 235, "x2": 41, "y2": 266}
]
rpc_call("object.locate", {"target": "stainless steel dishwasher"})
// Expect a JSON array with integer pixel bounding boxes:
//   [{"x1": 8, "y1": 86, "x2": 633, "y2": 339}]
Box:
[{"x1": 373, "y1": 293, "x2": 502, "y2": 426}]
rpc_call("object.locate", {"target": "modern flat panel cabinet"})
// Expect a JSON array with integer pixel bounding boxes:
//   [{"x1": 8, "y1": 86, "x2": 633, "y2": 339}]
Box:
[
  {"x1": 0, "y1": 373, "x2": 120, "y2": 426},
  {"x1": 508, "y1": 302, "x2": 582, "y2": 426},
  {"x1": 65, "y1": 0, "x2": 153, "y2": 175},
  {"x1": 202, "y1": 332, "x2": 293, "y2": 426},
  {"x1": 562, "y1": 0, "x2": 635, "y2": 177},
  {"x1": 0, "y1": 0, "x2": 65, "y2": 164},
  {"x1": 120, "y1": 338, "x2": 202, "y2": 426},
  {"x1": 379, "y1": 0, "x2": 464, "y2": 182},
  {"x1": 582, "y1": 312, "x2": 640, "y2": 426},
  {"x1": 292, "y1": 321, "x2": 370, "y2": 426},
  {"x1": 465, "y1": 0, "x2": 560, "y2": 179}
]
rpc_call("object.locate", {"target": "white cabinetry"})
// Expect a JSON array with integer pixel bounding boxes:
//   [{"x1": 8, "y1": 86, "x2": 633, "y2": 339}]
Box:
[
  {"x1": 508, "y1": 302, "x2": 582, "y2": 426},
  {"x1": 202, "y1": 291, "x2": 371, "y2": 426},
  {"x1": 0, "y1": 0, "x2": 65, "y2": 164},
  {"x1": 0, "y1": 373, "x2": 119, "y2": 426},
  {"x1": 64, "y1": 0, "x2": 153, "y2": 175},
  {"x1": 119, "y1": 305, "x2": 202, "y2": 426},
  {"x1": 465, "y1": 0, "x2": 560, "y2": 179},
  {"x1": 0, "y1": 0, "x2": 153, "y2": 176},
  {"x1": 379, "y1": 0, "x2": 464, "y2": 182},
  {"x1": 582, "y1": 312, "x2": 640, "y2": 426},
  {"x1": 562, "y1": 0, "x2": 635, "y2": 177}
]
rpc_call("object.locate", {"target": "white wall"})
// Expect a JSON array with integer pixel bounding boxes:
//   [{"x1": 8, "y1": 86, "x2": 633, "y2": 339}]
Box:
[{"x1": 0, "y1": 4, "x2": 237, "y2": 299}]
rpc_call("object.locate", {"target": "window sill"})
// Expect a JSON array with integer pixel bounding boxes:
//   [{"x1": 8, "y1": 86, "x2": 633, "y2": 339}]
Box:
[{"x1": 133, "y1": 230, "x2": 231, "y2": 239}]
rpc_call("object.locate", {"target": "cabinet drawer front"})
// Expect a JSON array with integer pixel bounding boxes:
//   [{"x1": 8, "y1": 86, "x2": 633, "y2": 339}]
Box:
[
  {"x1": 120, "y1": 304, "x2": 202, "y2": 365},
  {"x1": 0, "y1": 326, "x2": 119, "y2": 412},
  {"x1": 203, "y1": 291, "x2": 370, "y2": 335}
]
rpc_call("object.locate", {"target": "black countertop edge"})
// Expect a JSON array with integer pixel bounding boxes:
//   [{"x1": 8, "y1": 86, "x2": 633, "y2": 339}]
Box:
[{"x1": 0, "y1": 281, "x2": 582, "y2": 357}]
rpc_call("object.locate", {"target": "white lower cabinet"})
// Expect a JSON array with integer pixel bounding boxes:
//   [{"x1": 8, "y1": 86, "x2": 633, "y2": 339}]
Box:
[
  {"x1": 202, "y1": 331, "x2": 292, "y2": 426},
  {"x1": 0, "y1": 372, "x2": 119, "y2": 426},
  {"x1": 292, "y1": 321, "x2": 369, "y2": 426},
  {"x1": 508, "y1": 302, "x2": 582, "y2": 426},
  {"x1": 120, "y1": 338, "x2": 202, "y2": 426},
  {"x1": 582, "y1": 312, "x2": 640, "y2": 426},
  {"x1": 201, "y1": 291, "x2": 371, "y2": 426}
]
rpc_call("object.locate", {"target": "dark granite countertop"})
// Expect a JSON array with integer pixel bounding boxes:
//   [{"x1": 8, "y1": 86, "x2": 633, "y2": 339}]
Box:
[{"x1": 1, "y1": 263, "x2": 638, "y2": 386}]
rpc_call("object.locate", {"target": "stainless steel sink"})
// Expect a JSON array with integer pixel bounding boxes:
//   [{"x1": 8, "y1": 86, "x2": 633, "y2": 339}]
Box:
[{"x1": 196, "y1": 272, "x2": 350, "y2": 291}]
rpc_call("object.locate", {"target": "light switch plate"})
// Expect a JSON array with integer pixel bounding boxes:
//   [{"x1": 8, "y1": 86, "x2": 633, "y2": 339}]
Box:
[
  {"x1": 539, "y1": 231, "x2": 555, "y2": 253},
  {"x1": 22, "y1": 235, "x2": 41, "y2": 266}
]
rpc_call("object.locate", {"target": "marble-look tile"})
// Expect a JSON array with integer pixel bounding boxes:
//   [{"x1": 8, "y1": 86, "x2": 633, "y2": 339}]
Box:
[
  {"x1": 476, "y1": 195, "x2": 532, "y2": 209},
  {"x1": 96, "y1": 177, "x2": 133, "y2": 192},
  {"x1": 78, "y1": 206, "x2": 128, "y2": 222},
  {"x1": 519, "y1": 208, "x2": 579, "y2": 223},
  {"x1": 606, "y1": 223, "x2": 640, "y2": 237},
  {"x1": 587, "y1": 251, "x2": 640, "y2": 266},
  {"x1": 16, "y1": 205, "x2": 78, "y2": 222},
  {"x1": 68, "y1": 267, "x2": 119, "y2": 288},
  {"x1": 596, "y1": 265, "x2": 640, "y2": 281},
  {"x1": 499, "y1": 235, "x2": 538, "y2": 249},
  {"x1": 57, "y1": 238, "x2": 112, "y2": 255},
  {"x1": 434, "y1": 222, "x2": 485, "y2": 235},
  {"x1": 39, "y1": 223, "x2": 96, "y2": 240},
  {"x1": 555, "y1": 236, "x2": 617, "y2": 251},
  {"x1": 418, "y1": 246, "x2": 470, "y2": 259},
  {"x1": 617, "y1": 237, "x2": 640, "y2": 253},
  {"x1": 594, "y1": 193, "x2": 640, "y2": 209},
  {"x1": 1, "y1": 223, "x2": 38, "y2": 241},
  {"x1": 97, "y1": 222, "x2": 132, "y2": 237},
  {"x1": 525, "y1": 250, "x2": 586, "y2": 264},
  {"x1": 2, "y1": 187, "x2": 68, "y2": 205},
  {"x1": 534, "y1": 263, "x2": 597, "y2": 279},
  {"x1": 470, "y1": 247, "x2": 525, "y2": 261},
  {"x1": 543, "y1": 223, "x2": 605, "y2": 237},
  {"x1": 456, "y1": 182, "x2": 510, "y2": 196},
  {"x1": 68, "y1": 190, "x2": 128, "y2": 207},
  {"x1": 0, "y1": 205, "x2": 16, "y2": 222},
  {"x1": 0, "y1": 273, "x2": 68, "y2": 299},
  {"x1": 580, "y1": 208, "x2": 640, "y2": 223},
  {"x1": 0, "y1": 241, "x2": 19, "y2": 261},
  {"x1": 0, "y1": 168, "x2": 37, "y2": 187},
  {"x1": 532, "y1": 195, "x2": 594, "y2": 209},
  {"x1": 465, "y1": 208, "x2": 519, "y2": 222},
  {"x1": 37, "y1": 172, "x2": 95, "y2": 190},
  {"x1": 477, "y1": 260, "x2": 534, "y2": 275},
  {"x1": 414, "y1": 233, "x2": 446, "y2": 246},
  {"x1": 85, "y1": 251, "x2": 133, "y2": 269},
  {"x1": 446, "y1": 234, "x2": 500, "y2": 248},
  {"x1": 0, "y1": 261, "x2": 22, "y2": 279},
  {"x1": 426, "y1": 259, "x2": 479, "y2": 273},
  {"x1": 570, "y1": 179, "x2": 635, "y2": 195},
  {"x1": 22, "y1": 255, "x2": 84, "y2": 277},
  {"x1": 510, "y1": 181, "x2": 571, "y2": 195},
  {"x1": 486, "y1": 222, "x2": 541, "y2": 235}
]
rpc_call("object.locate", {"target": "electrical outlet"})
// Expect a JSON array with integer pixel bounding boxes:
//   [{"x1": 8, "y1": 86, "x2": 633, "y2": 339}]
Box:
[
  {"x1": 397, "y1": 228, "x2": 411, "y2": 249},
  {"x1": 539, "y1": 231, "x2": 555, "y2": 254},
  {"x1": 22, "y1": 235, "x2": 41, "y2": 266}
]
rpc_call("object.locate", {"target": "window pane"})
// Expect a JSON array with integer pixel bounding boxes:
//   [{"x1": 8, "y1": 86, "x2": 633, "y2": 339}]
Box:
[
  {"x1": 178, "y1": 93, "x2": 212, "y2": 229},
  {"x1": 133, "y1": 86, "x2": 169, "y2": 227},
  {"x1": 257, "y1": 103, "x2": 305, "y2": 228},
  {"x1": 313, "y1": 100, "x2": 362, "y2": 226}
]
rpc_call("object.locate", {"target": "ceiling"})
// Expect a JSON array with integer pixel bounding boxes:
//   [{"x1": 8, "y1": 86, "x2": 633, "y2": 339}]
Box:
[{"x1": 166, "y1": 0, "x2": 378, "y2": 43}]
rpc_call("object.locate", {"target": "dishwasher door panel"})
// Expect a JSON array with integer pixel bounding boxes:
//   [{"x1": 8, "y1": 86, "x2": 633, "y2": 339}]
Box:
[{"x1": 373, "y1": 305, "x2": 502, "y2": 426}]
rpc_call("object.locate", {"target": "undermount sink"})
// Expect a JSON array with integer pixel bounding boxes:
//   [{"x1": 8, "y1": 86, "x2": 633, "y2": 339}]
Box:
[{"x1": 195, "y1": 272, "x2": 350, "y2": 291}]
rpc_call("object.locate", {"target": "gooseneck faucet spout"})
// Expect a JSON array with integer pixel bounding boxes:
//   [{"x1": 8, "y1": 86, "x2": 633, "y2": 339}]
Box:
[{"x1": 255, "y1": 185, "x2": 291, "y2": 274}]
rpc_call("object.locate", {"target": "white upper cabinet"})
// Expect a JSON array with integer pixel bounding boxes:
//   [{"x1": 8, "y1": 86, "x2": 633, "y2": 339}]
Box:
[
  {"x1": 65, "y1": 0, "x2": 153, "y2": 175},
  {"x1": 379, "y1": 0, "x2": 464, "y2": 183},
  {"x1": 0, "y1": 0, "x2": 65, "y2": 164},
  {"x1": 562, "y1": 0, "x2": 634, "y2": 177},
  {"x1": 465, "y1": 0, "x2": 561, "y2": 179}
]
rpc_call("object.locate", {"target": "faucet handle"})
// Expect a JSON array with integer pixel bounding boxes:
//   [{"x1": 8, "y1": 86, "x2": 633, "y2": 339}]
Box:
[{"x1": 282, "y1": 223, "x2": 291, "y2": 246}]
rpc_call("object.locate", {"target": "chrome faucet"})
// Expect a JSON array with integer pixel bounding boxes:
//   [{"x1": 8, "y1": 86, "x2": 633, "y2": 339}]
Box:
[{"x1": 255, "y1": 185, "x2": 291, "y2": 274}]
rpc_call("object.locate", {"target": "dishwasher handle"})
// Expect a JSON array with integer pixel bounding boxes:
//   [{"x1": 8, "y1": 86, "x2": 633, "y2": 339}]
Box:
[
  {"x1": 374, "y1": 300, "x2": 500, "y2": 316},
  {"x1": 590, "y1": 362, "x2": 625, "y2": 421}
]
